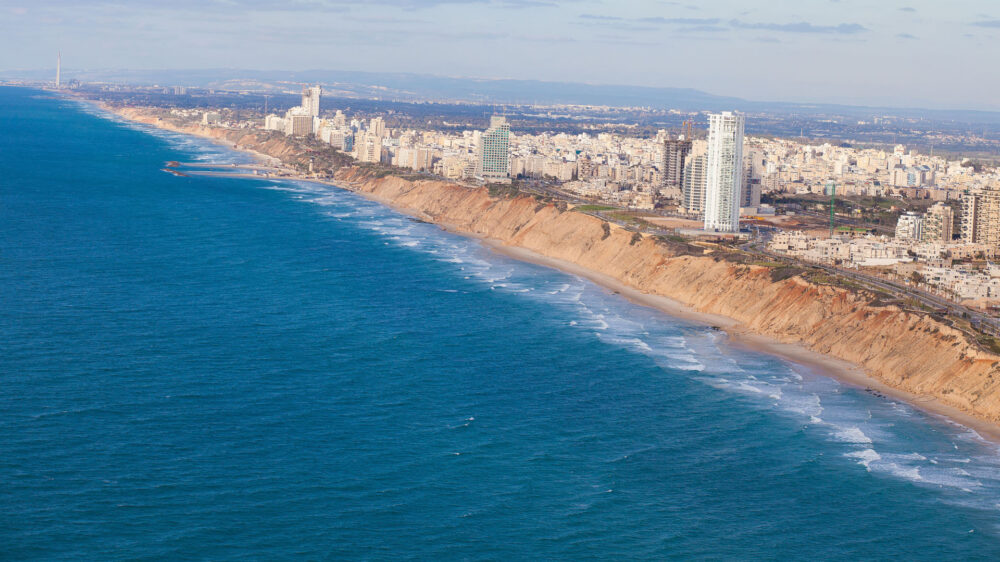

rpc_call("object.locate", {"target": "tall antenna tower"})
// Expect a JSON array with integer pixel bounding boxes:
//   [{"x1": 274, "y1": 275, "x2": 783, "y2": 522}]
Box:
[{"x1": 56, "y1": 51, "x2": 61, "y2": 89}]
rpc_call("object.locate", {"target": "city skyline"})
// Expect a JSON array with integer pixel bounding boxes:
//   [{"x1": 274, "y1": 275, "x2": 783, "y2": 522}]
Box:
[{"x1": 4, "y1": 1, "x2": 1000, "y2": 111}]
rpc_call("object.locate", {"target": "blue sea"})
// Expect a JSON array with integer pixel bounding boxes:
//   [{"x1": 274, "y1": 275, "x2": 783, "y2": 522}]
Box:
[{"x1": 4, "y1": 86, "x2": 1000, "y2": 559}]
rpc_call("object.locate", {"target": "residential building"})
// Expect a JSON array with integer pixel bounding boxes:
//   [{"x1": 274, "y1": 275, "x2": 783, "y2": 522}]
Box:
[
  {"x1": 369, "y1": 117, "x2": 386, "y2": 139},
  {"x1": 961, "y1": 189, "x2": 1000, "y2": 247},
  {"x1": 476, "y1": 116, "x2": 511, "y2": 182},
  {"x1": 287, "y1": 114, "x2": 313, "y2": 136},
  {"x1": 922, "y1": 202, "x2": 954, "y2": 244},
  {"x1": 661, "y1": 138, "x2": 691, "y2": 189},
  {"x1": 264, "y1": 114, "x2": 287, "y2": 132},
  {"x1": 703, "y1": 112, "x2": 745, "y2": 232},
  {"x1": 301, "y1": 85, "x2": 321, "y2": 117},
  {"x1": 682, "y1": 152, "x2": 707, "y2": 214},
  {"x1": 895, "y1": 212, "x2": 923, "y2": 241},
  {"x1": 354, "y1": 132, "x2": 381, "y2": 163}
]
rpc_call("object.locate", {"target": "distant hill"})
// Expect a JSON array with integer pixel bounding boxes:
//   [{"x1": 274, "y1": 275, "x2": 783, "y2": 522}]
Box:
[{"x1": 6, "y1": 67, "x2": 1000, "y2": 124}]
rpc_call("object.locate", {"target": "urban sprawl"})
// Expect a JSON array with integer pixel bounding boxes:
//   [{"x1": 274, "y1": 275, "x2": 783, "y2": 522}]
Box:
[{"x1": 108, "y1": 84, "x2": 1000, "y2": 311}]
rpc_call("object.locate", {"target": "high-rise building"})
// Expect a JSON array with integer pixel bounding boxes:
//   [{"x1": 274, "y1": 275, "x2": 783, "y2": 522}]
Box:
[
  {"x1": 287, "y1": 114, "x2": 313, "y2": 136},
  {"x1": 354, "y1": 132, "x2": 381, "y2": 163},
  {"x1": 301, "y1": 85, "x2": 321, "y2": 117},
  {"x1": 742, "y1": 149, "x2": 765, "y2": 208},
  {"x1": 922, "y1": 202, "x2": 954, "y2": 244},
  {"x1": 895, "y1": 212, "x2": 924, "y2": 241},
  {"x1": 961, "y1": 189, "x2": 1000, "y2": 246},
  {"x1": 55, "y1": 51, "x2": 61, "y2": 89},
  {"x1": 476, "y1": 116, "x2": 511, "y2": 182},
  {"x1": 703, "y1": 112, "x2": 745, "y2": 233},
  {"x1": 368, "y1": 117, "x2": 386, "y2": 139},
  {"x1": 682, "y1": 151, "x2": 708, "y2": 214},
  {"x1": 328, "y1": 129, "x2": 353, "y2": 152},
  {"x1": 332, "y1": 110, "x2": 347, "y2": 128},
  {"x1": 661, "y1": 139, "x2": 691, "y2": 189}
]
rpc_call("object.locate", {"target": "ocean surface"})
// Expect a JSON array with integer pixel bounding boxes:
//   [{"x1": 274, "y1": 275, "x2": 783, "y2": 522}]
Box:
[{"x1": 4, "y1": 86, "x2": 1000, "y2": 559}]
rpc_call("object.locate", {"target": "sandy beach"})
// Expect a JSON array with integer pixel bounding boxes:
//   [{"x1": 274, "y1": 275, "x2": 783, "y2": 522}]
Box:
[{"x1": 482, "y1": 240, "x2": 1000, "y2": 444}]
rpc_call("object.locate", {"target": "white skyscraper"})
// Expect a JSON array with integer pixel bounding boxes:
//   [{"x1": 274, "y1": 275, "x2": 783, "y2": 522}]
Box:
[
  {"x1": 301, "y1": 85, "x2": 321, "y2": 117},
  {"x1": 56, "y1": 51, "x2": 61, "y2": 89},
  {"x1": 703, "y1": 112, "x2": 745, "y2": 233}
]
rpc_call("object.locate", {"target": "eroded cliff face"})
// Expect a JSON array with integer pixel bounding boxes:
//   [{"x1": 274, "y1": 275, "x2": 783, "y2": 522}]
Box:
[
  {"x1": 332, "y1": 169, "x2": 1000, "y2": 423},
  {"x1": 110, "y1": 106, "x2": 1000, "y2": 424}
]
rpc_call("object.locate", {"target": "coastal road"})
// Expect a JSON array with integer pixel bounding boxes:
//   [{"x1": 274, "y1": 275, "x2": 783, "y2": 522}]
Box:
[{"x1": 743, "y1": 231, "x2": 1000, "y2": 336}]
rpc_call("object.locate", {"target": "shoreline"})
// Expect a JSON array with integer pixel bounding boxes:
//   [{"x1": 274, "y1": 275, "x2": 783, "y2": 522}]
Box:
[
  {"x1": 316, "y1": 175, "x2": 1000, "y2": 445},
  {"x1": 96, "y1": 102, "x2": 1000, "y2": 446},
  {"x1": 481, "y1": 240, "x2": 1000, "y2": 445}
]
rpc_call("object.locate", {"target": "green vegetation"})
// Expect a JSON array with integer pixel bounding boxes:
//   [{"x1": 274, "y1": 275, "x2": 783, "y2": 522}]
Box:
[
  {"x1": 770, "y1": 266, "x2": 806, "y2": 283},
  {"x1": 749, "y1": 260, "x2": 785, "y2": 268},
  {"x1": 803, "y1": 271, "x2": 866, "y2": 293},
  {"x1": 487, "y1": 183, "x2": 521, "y2": 198},
  {"x1": 603, "y1": 211, "x2": 657, "y2": 231},
  {"x1": 574, "y1": 204, "x2": 618, "y2": 212},
  {"x1": 978, "y1": 335, "x2": 1000, "y2": 355}
]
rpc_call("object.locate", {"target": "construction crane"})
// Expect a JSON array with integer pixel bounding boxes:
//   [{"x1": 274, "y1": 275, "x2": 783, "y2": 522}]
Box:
[{"x1": 682, "y1": 120, "x2": 694, "y2": 140}]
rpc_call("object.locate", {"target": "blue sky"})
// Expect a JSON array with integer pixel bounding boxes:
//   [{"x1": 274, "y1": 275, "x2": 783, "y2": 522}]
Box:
[{"x1": 2, "y1": 0, "x2": 999, "y2": 110}]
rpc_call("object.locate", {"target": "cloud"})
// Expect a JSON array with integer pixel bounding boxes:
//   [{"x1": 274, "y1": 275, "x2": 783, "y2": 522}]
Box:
[
  {"x1": 579, "y1": 14, "x2": 624, "y2": 21},
  {"x1": 575, "y1": 14, "x2": 723, "y2": 33},
  {"x1": 677, "y1": 25, "x2": 729, "y2": 33},
  {"x1": 1, "y1": 0, "x2": 555, "y2": 12},
  {"x1": 637, "y1": 16, "x2": 722, "y2": 25},
  {"x1": 730, "y1": 20, "x2": 868, "y2": 34},
  {"x1": 896, "y1": 32, "x2": 917, "y2": 39},
  {"x1": 971, "y1": 19, "x2": 1000, "y2": 28},
  {"x1": 899, "y1": 7, "x2": 916, "y2": 13}
]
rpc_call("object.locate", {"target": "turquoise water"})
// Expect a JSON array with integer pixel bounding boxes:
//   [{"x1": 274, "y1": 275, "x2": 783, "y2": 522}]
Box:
[{"x1": 4, "y1": 86, "x2": 1000, "y2": 559}]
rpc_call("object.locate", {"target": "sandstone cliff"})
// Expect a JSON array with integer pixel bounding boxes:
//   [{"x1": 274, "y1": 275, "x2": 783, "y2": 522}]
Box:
[{"x1": 112, "y1": 106, "x2": 1000, "y2": 425}]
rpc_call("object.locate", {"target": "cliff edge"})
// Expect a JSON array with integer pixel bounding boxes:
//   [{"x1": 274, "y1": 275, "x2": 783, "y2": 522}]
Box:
[{"x1": 114, "y1": 107, "x2": 1000, "y2": 425}]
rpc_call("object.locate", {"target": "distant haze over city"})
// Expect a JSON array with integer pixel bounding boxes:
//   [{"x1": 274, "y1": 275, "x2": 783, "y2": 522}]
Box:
[{"x1": 3, "y1": 0, "x2": 1000, "y2": 111}]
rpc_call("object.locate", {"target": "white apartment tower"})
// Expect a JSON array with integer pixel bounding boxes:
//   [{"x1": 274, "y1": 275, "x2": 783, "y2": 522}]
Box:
[
  {"x1": 682, "y1": 140, "x2": 708, "y2": 214},
  {"x1": 476, "y1": 116, "x2": 511, "y2": 182},
  {"x1": 301, "y1": 85, "x2": 321, "y2": 117},
  {"x1": 703, "y1": 112, "x2": 745, "y2": 233}
]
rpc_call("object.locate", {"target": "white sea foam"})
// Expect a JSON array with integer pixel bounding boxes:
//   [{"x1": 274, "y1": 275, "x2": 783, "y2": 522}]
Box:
[
  {"x1": 847, "y1": 448, "x2": 881, "y2": 470},
  {"x1": 833, "y1": 427, "x2": 873, "y2": 444},
  {"x1": 150, "y1": 137, "x2": 1000, "y2": 514}
]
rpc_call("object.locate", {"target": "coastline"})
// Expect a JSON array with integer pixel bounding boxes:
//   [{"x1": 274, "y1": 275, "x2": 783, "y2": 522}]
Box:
[
  {"x1": 483, "y1": 239, "x2": 1000, "y2": 444},
  {"x1": 95, "y1": 101, "x2": 1000, "y2": 446}
]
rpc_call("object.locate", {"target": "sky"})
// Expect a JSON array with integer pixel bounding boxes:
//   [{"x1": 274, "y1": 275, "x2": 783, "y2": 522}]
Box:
[{"x1": 2, "y1": 0, "x2": 999, "y2": 110}]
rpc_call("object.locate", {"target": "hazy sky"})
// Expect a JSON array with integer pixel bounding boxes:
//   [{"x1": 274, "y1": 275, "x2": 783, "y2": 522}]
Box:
[{"x1": 3, "y1": 0, "x2": 999, "y2": 110}]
